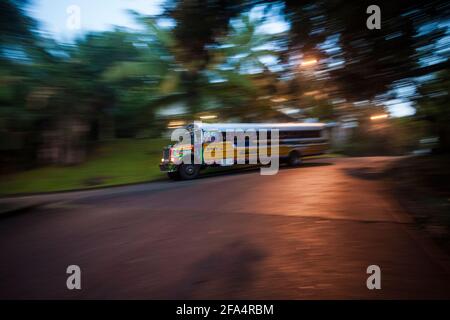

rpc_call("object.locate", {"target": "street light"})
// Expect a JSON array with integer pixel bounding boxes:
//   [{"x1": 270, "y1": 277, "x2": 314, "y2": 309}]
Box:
[
  {"x1": 370, "y1": 114, "x2": 389, "y2": 121},
  {"x1": 167, "y1": 120, "x2": 186, "y2": 129},
  {"x1": 271, "y1": 97, "x2": 287, "y2": 103},
  {"x1": 199, "y1": 115, "x2": 217, "y2": 120},
  {"x1": 304, "y1": 90, "x2": 320, "y2": 96},
  {"x1": 301, "y1": 58, "x2": 318, "y2": 67}
]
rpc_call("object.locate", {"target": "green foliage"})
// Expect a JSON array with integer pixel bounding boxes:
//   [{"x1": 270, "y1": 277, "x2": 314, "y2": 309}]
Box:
[
  {"x1": 102, "y1": 12, "x2": 281, "y2": 119},
  {"x1": 0, "y1": 138, "x2": 169, "y2": 195},
  {"x1": 338, "y1": 117, "x2": 428, "y2": 156},
  {"x1": 283, "y1": 0, "x2": 449, "y2": 101},
  {"x1": 1, "y1": 0, "x2": 449, "y2": 175},
  {"x1": 415, "y1": 71, "x2": 450, "y2": 151}
]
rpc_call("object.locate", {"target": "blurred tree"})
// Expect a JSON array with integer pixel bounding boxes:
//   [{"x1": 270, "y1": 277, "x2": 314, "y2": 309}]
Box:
[
  {"x1": 32, "y1": 31, "x2": 144, "y2": 164},
  {"x1": 415, "y1": 70, "x2": 450, "y2": 152},
  {"x1": 282, "y1": 0, "x2": 449, "y2": 102},
  {"x1": 1, "y1": 27, "x2": 144, "y2": 165},
  {"x1": 2, "y1": 0, "x2": 450, "y2": 171},
  {"x1": 0, "y1": 0, "x2": 36, "y2": 45},
  {"x1": 0, "y1": 0, "x2": 42, "y2": 169},
  {"x1": 74, "y1": 31, "x2": 142, "y2": 139},
  {"x1": 165, "y1": 0, "x2": 249, "y2": 68},
  {"x1": 104, "y1": 12, "x2": 281, "y2": 120}
]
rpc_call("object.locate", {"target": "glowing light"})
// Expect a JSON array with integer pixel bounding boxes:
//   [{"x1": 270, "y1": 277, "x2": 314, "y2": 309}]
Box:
[
  {"x1": 301, "y1": 59, "x2": 318, "y2": 67},
  {"x1": 370, "y1": 114, "x2": 389, "y2": 121},
  {"x1": 271, "y1": 97, "x2": 287, "y2": 103},
  {"x1": 167, "y1": 120, "x2": 186, "y2": 129},
  {"x1": 304, "y1": 90, "x2": 320, "y2": 96},
  {"x1": 279, "y1": 107, "x2": 300, "y2": 115},
  {"x1": 199, "y1": 115, "x2": 217, "y2": 120},
  {"x1": 314, "y1": 93, "x2": 328, "y2": 100}
]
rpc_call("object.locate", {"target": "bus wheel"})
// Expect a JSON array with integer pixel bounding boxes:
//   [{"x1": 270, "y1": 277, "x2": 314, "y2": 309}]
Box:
[
  {"x1": 178, "y1": 164, "x2": 200, "y2": 180},
  {"x1": 287, "y1": 151, "x2": 302, "y2": 167},
  {"x1": 167, "y1": 172, "x2": 180, "y2": 180}
]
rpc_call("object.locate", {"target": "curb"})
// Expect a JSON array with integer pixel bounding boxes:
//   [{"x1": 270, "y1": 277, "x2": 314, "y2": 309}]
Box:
[
  {"x1": 0, "y1": 202, "x2": 47, "y2": 219},
  {"x1": 0, "y1": 177, "x2": 168, "y2": 199}
]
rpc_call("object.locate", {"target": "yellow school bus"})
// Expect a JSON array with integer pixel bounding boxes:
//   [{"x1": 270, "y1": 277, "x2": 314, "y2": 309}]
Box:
[{"x1": 159, "y1": 122, "x2": 328, "y2": 180}]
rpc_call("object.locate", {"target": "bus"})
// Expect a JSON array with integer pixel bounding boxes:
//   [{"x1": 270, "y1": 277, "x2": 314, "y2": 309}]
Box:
[{"x1": 159, "y1": 122, "x2": 328, "y2": 180}]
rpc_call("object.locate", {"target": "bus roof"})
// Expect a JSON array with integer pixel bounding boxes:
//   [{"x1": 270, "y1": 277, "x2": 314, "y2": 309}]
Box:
[{"x1": 191, "y1": 122, "x2": 326, "y2": 131}]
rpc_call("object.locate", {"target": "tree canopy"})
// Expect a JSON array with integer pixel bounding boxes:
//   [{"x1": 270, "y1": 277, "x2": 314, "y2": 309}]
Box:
[{"x1": 0, "y1": 0, "x2": 449, "y2": 167}]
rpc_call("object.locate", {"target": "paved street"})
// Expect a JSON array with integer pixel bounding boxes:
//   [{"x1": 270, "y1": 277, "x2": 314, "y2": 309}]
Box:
[{"x1": 0, "y1": 157, "x2": 449, "y2": 299}]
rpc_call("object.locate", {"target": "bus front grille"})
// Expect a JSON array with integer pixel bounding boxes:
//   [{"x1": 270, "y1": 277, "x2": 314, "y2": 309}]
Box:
[{"x1": 162, "y1": 148, "x2": 170, "y2": 161}]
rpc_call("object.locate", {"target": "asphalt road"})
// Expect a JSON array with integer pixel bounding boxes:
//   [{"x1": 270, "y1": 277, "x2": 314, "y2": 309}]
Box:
[{"x1": 1, "y1": 157, "x2": 449, "y2": 299}]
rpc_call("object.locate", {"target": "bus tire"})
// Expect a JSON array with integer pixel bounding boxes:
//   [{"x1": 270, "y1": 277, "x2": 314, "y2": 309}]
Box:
[
  {"x1": 287, "y1": 151, "x2": 302, "y2": 167},
  {"x1": 178, "y1": 164, "x2": 200, "y2": 180},
  {"x1": 167, "y1": 172, "x2": 180, "y2": 180}
]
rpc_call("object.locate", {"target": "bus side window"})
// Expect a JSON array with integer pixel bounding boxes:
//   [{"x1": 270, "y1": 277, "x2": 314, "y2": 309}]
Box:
[{"x1": 279, "y1": 131, "x2": 286, "y2": 140}]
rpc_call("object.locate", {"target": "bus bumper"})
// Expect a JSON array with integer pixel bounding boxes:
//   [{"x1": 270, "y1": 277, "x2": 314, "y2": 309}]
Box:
[{"x1": 159, "y1": 162, "x2": 178, "y2": 173}]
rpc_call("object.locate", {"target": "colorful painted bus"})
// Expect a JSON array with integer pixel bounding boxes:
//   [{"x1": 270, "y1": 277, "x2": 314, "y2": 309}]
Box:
[{"x1": 159, "y1": 122, "x2": 328, "y2": 180}]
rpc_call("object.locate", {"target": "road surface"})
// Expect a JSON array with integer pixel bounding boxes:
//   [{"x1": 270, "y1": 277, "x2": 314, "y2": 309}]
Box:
[{"x1": 0, "y1": 157, "x2": 449, "y2": 299}]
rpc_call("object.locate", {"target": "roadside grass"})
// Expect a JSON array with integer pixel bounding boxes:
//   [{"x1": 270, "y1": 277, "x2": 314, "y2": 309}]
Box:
[{"x1": 0, "y1": 138, "x2": 169, "y2": 196}]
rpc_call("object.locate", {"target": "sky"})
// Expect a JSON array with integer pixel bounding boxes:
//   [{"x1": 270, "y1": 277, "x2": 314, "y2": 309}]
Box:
[
  {"x1": 28, "y1": 0, "x2": 165, "y2": 42},
  {"x1": 28, "y1": 0, "x2": 289, "y2": 40},
  {"x1": 27, "y1": 0, "x2": 415, "y2": 117}
]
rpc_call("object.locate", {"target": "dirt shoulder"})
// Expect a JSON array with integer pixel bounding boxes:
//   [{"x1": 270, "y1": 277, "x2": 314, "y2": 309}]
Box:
[{"x1": 385, "y1": 155, "x2": 450, "y2": 254}]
